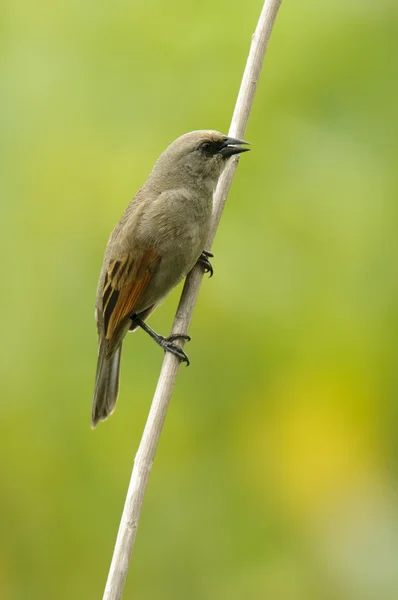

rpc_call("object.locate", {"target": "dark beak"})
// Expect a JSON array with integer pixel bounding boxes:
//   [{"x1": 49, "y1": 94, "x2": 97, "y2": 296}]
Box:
[{"x1": 219, "y1": 137, "x2": 251, "y2": 158}]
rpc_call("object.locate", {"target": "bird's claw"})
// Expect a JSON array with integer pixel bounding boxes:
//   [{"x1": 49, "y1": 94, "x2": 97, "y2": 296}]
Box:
[
  {"x1": 160, "y1": 335, "x2": 190, "y2": 366},
  {"x1": 198, "y1": 250, "x2": 214, "y2": 277},
  {"x1": 167, "y1": 333, "x2": 191, "y2": 343}
]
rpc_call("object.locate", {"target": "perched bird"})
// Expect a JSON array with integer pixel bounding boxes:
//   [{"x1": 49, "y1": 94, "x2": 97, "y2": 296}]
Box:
[{"x1": 92, "y1": 130, "x2": 250, "y2": 427}]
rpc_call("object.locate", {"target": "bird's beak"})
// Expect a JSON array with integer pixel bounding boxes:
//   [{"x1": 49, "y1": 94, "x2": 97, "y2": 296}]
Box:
[{"x1": 219, "y1": 137, "x2": 251, "y2": 157}]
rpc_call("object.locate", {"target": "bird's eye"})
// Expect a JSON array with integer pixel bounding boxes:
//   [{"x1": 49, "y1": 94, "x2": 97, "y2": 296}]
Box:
[{"x1": 200, "y1": 142, "x2": 211, "y2": 153}]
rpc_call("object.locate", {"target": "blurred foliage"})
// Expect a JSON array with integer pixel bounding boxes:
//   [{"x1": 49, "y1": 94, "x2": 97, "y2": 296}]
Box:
[{"x1": 1, "y1": 0, "x2": 398, "y2": 598}]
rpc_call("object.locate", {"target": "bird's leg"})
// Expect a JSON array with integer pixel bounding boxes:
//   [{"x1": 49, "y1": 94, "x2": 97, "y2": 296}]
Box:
[
  {"x1": 131, "y1": 316, "x2": 191, "y2": 366},
  {"x1": 197, "y1": 250, "x2": 214, "y2": 277}
]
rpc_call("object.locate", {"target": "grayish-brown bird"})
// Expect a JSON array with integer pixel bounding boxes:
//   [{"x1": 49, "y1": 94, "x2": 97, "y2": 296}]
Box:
[{"x1": 92, "y1": 130, "x2": 249, "y2": 427}]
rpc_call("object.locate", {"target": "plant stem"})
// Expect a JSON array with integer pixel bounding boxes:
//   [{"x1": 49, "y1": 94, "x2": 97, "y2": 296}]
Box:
[{"x1": 103, "y1": 2, "x2": 283, "y2": 598}]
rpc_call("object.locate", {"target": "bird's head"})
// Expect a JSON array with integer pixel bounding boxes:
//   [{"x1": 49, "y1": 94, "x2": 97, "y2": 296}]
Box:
[{"x1": 153, "y1": 130, "x2": 250, "y2": 190}]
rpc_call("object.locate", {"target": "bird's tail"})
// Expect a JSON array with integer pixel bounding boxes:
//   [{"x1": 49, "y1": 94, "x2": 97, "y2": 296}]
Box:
[{"x1": 91, "y1": 341, "x2": 122, "y2": 427}]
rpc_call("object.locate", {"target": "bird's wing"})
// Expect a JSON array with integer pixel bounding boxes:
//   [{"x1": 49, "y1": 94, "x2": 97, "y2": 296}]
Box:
[{"x1": 99, "y1": 248, "x2": 161, "y2": 354}]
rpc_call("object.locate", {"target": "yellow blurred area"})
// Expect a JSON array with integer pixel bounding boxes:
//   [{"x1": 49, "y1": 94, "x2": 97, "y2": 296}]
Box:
[
  {"x1": 245, "y1": 371, "x2": 381, "y2": 516},
  {"x1": 1, "y1": 1, "x2": 398, "y2": 599}
]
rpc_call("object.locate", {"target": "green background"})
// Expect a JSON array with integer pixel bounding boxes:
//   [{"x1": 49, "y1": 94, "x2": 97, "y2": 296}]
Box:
[{"x1": 1, "y1": 1, "x2": 398, "y2": 598}]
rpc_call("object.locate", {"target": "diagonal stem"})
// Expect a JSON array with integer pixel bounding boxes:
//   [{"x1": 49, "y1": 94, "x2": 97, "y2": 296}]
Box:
[{"x1": 103, "y1": 2, "x2": 283, "y2": 598}]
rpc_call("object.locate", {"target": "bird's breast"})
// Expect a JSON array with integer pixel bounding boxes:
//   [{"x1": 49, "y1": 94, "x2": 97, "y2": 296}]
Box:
[{"x1": 133, "y1": 188, "x2": 213, "y2": 311}]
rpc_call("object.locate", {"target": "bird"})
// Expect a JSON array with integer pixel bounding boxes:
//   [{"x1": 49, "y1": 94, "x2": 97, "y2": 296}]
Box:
[{"x1": 92, "y1": 130, "x2": 250, "y2": 427}]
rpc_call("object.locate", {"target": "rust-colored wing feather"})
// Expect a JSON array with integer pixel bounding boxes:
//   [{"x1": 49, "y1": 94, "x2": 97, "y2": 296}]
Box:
[{"x1": 101, "y1": 248, "x2": 161, "y2": 354}]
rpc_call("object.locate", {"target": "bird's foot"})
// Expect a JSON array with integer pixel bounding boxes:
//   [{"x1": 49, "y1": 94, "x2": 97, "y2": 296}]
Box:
[
  {"x1": 159, "y1": 334, "x2": 191, "y2": 366},
  {"x1": 132, "y1": 315, "x2": 191, "y2": 366},
  {"x1": 197, "y1": 250, "x2": 214, "y2": 277}
]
